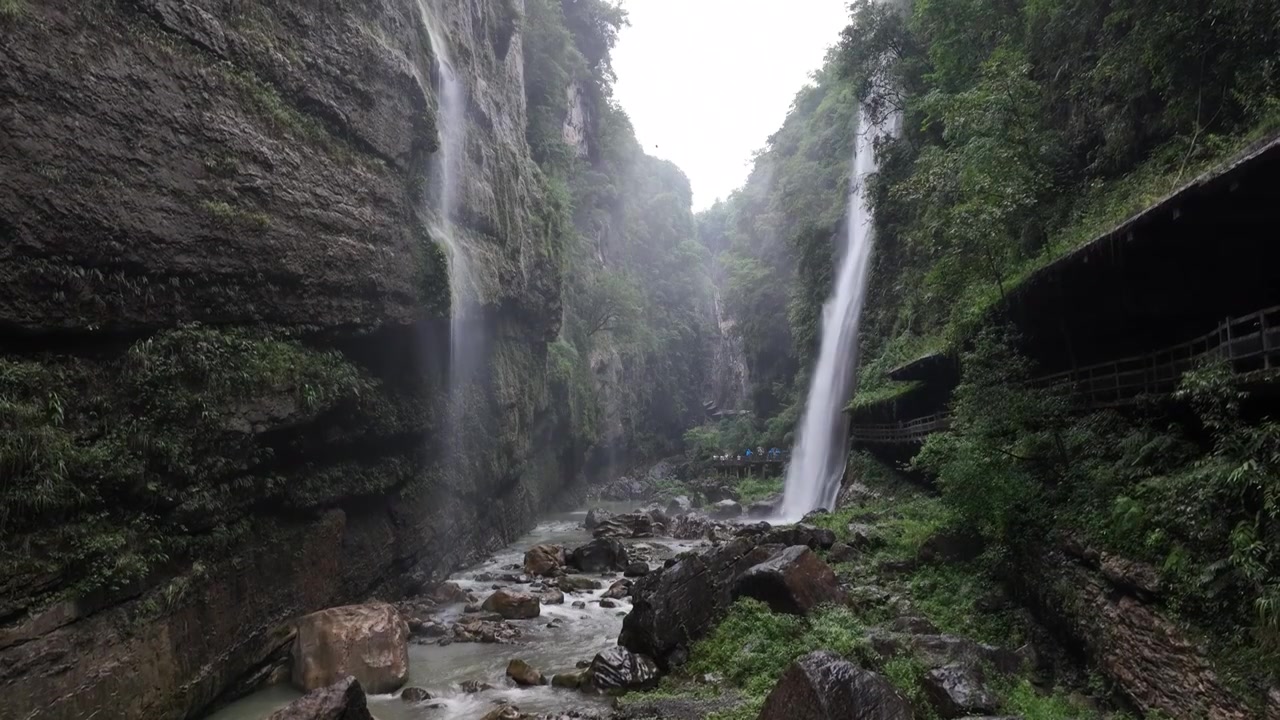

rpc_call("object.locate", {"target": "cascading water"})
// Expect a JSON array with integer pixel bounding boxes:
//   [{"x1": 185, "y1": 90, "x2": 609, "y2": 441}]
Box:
[
  {"x1": 779, "y1": 108, "x2": 893, "y2": 519},
  {"x1": 418, "y1": 1, "x2": 479, "y2": 383}
]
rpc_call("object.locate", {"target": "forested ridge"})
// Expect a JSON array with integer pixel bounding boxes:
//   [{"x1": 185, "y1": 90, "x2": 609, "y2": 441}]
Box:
[{"x1": 692, "y1": 0, "x2": 1280, "y2": 708}]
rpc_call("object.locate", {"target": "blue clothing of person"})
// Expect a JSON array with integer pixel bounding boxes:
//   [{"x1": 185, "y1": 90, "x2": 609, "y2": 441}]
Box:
[{"x1": 745, "y1": 449, "x2": 753, "y2": 457}]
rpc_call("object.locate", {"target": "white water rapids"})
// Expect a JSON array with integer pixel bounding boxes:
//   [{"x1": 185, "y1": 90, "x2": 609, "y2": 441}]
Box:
[{"x1": 780, "y1": 108, "x2": 893, "y2": 520}]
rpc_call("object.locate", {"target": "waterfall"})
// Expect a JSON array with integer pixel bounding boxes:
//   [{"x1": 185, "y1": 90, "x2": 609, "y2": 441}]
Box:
[
  {"x1": 418, "y1": 1, "x2": 479, "y2": 382},
  {"x1": 779, "y1": 108, "x2": 891, "y2": 520}
]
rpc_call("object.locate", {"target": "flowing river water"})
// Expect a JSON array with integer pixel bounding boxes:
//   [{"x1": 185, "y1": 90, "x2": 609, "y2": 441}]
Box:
[{"x1": 209, "y1": 507, "x2": 698, "y2": 720}]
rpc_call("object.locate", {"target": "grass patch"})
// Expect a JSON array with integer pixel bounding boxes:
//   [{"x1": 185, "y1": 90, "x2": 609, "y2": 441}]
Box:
[
  {"x1": 736, "y1": 475, "x2": 783, "y2": 503},
  {"x1": 198, "y1": 199, "x2": 270, "y2": 229},
  {"x1": 0, "y1": 0, "x2": 26, "y2": 18}
]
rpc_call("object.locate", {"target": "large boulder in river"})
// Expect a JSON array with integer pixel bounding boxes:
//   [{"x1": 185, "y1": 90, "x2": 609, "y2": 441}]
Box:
[
  {"x1": 666, "y1": 495, "x2": 693, "y2": 516},
  {"x1": 268, "y1": 676, "x2": 373, "y2": 720},
  {"x1": 569, "y1": 538, "x2": 629, "y2": 572},
  {"x1": 731, "y1": 545, "x2": 843, "y2": 614},
  {"x1": 587, "y1": 647, "x2": 660, "y2": 693},
  {"x1": 481, "y1": 589, "x2": 541, "y2": 619},
  {"x1": 506, "y1": 658, "x2": 545, "y2": 686},
  {"x1": 710, "y1": 499, "x2": 743, "y2": 518},
  {"x1": 290, "y1": 603, "x2": 409, "y2": 694},
  {"x1": 620, "y1": 536, "x2": 779, "y2": 669},
  {"x1": 759, "y1": 523, "x2": 837, "y2": 550},
  {"x1": 584, "y1": 508, "x2": 615, "y2": 529},
  {"x1": 758, "y1": 651, "x2": 913, "y2": 720},
  {"x1": 523, "y1": 544, "x2": 565, "y2": 577}
]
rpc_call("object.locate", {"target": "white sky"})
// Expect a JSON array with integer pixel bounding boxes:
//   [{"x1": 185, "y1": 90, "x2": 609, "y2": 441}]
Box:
[{"x1": 612, "y1": 0, "x2": 852, "y2": 210}]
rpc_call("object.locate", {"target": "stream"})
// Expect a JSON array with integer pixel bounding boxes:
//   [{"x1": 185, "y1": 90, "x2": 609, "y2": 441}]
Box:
[{"x1": 209, "y1": 506, "x2": 697, "y2": 720}]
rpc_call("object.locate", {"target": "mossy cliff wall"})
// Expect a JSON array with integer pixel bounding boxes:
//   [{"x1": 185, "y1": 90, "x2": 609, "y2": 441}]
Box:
[{"x1": 0, "y1": 0, "x2": 578, "y2": 717}]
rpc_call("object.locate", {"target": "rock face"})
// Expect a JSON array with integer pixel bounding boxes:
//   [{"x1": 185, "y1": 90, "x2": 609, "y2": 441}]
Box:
[
  {"x1": 921, "y1": 665, "x2": 999, "y2": 718},
  {"x1": 759, "y1": 524, "x2": 837, "y2": 550},
  {"x1": 524, "y1": 545, "x2": 566, "y2": 577},
  {"x1": 1022, "y1": 548, "x2": 1254, "y2": 718},
  {"x1": 267, "y1": 676, "x2": 373, "y2": 720},
  {"x1": 291, "y1": 604, "x2": 409, "y2": 695},
  {"x1": 481, "y1": 590, "x2": 541, "y2": 620},
  {"x1": 621, "y1": 536, "x2": 798, "y2": 668},
  {"x1": 731, "y1": 545, "x2": 844, "y2": 615},
  {"x1": 569, "y1": 538, "x2": 630, "y2": 572},
  {"x1": 758, "y1": 651, "x2": 913, "y2": 720},
  {"x1": 587, "y1": 647, "x2": 660, "y2": 693},
  {"x1": 0, "y1": 0, "x2": 585, "y2": 717}
]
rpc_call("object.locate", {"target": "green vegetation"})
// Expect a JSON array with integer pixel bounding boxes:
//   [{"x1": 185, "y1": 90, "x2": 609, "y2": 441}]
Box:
[
  {"x1": 916, "y1": 330, "x2": 1280, "y2": 698},
  {"x1": 0, "y1": 327, "x2": 381, "y2": 603},
  {"x1": 0, "y1": 0, "x2": 26, "y2": 19},
  {"x1": 522, "y1": 0, "x2": 719, "y2": 457}
]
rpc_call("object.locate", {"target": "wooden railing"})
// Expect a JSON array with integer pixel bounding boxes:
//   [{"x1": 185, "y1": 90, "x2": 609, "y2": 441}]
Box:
[{"x1": 850, "y1": 305, "x2": 1280, "y2": 444}]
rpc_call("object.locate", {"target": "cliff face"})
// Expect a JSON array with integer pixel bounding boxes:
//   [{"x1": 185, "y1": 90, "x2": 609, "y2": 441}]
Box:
[{"x1": 0, "y1": 0, "x2": 577, "y2": 718}]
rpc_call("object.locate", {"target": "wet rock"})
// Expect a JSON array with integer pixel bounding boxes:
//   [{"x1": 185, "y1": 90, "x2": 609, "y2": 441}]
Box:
[
  {"x1": 1099, "y1": 554, "x2": 1161, "y2": 597},
  {"x1": 569, "y1": 538, "x2": 630, "y2": 572},
  {"x1": 584, "y1": 508, "x2": 615, "y2": 530},
  {"x1": 666, "y1": 495, "x2": 693, "y2": 516},
  {"x1": 290, "y1": 603, "x2": 409, "y2": 694},
  {"x1": 267, "y1": 676, "x2": 373, "y2": 720},
  {"x1": 400, "y1": 686, "x2": 432, "y2": 702},
  {"x1": 918, "y1": 529, "x2": 984, "y2": 564},
  {"x1": 559, "y1": 575, "x2": 603, "y2": 592},
  {"x1": 710, "y1": 499, "x2": 743, "y2": 518},
  {"x1": 757, "y1": 651, "x2": 912, "y2": 720},
  {"x1": 480, "y1": 705, "x2": 521, "y2": 720},
  {"x1": 599, "y1": 598, "x2": 618, "y2": 608},
  {"x1": 868, "y1": 631, "x2": 1021, "y2": 674},
  {"x1": 571, "y1": 600, "x2": 587, "y2": 609},
  {"x1": 800, "y1": 508, "x2": 829, "y2": 523},
  {"x1": 760, "y1": 523, "x2": 836, "y2": 550},
  {"x1": 587, "y1": 647, "x2": 660, "y2": 693},
  {"x1": 594, "y1": 512, "x2": 662, "y2": 539},
  {"x1": 620, "y1": 536, "x2": 780, "y2": 669},
  {"x1": 481, "y1": 589, "x2": 541, "y2": 620},
  {"x1": 847, "y1": 523, "x2": 885, "y2": 550},
  {"x1": 507, "y1": 658, "x2": 545, "y2": 686},
  {"x1": 667, "y1": 513, "x2": 733, "y2": 542},
  {"x1": 541, "y1": 589, "x2": 566, "y2": 605},
  {"x1": 922, "y1": 664, "x2": 999, "y2": 718},
  {"x1": 451, "y1": 619, "x2": 522, "y2": 644},
  {"x1": 429, "y1": 581, "x2": 470, "y2": 604},
  {"x1": 522, "y1": 543, "x2": 563, "y2": 576},
  {"x1": 552, "y1": 670, "x2": 586, "y2": 689},
  {"x1": 731, "y1": 545, "x2": 843, "y2": 615},
  {"x1": 747, "y1": 494, "x2": 783, "y2": 518},
  {"x1": 734, "y1": 521, "x2": 772, "y2": 537},
  {"x1": 460, "y1": 679, "x2": 494, "y2": 693},
  {"x1": 623, "y1": 562, "x2": 650, "y2": 577},
  {"x1": 603, "y1": 578, "x2": 633, "y2": 599},
  {"x1": 827, "y1": 542, "x2": 857, "y2": 563}
]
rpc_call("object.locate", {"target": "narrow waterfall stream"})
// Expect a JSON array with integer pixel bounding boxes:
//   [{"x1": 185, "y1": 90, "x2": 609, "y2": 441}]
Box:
[
  {"x1": 779, "y1": 109, "x2": 890, "y2": 519},
  {"x1": 209, "y1": 507, "x2": 699, "y2": 720}
]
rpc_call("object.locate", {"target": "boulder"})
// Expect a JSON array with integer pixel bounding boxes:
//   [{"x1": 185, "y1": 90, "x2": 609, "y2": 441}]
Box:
[
  {"x1": 587, "y1": 647, "x2": 660, "y2": 693},
  {"x1": 460, "y1": 679, "x2": 493, "y2": 693},
  {"x1": 569, "y1": 538, "x2": 630, "y2": 572},
  {"x1": 847, "y1": 523, "x2": 885, "y2": 550},
  {"x1": 868, "y1": 631, "x2": 1021, "y2": 675},
  {"x1": 594, "y1": 512, "x2": 661, "y2": 539},
  {"x1": 760, "y1": 523, "x2": 837, "y2": 550},
  {"x1": 428, "y1": 582, "x2": 470, "y2": 604},
  {"x1": 918, "y1": 529, "x2": 984, "y2": 564},
  {"x1": 584, "y1": 508, "x2": 615, "y2": 530},
  {"x1": 541, "y1": 589, "x2": 565, "y2": 605},
  {"x1": 666, "y1": 495, "x2": 693, "y2": 516},
  {"x1": 523, "y1": 544, "x2": 566, "y2": 578},
  {"x1": 828, "y1": 542, "x2": 857, "y2": 563},
  {"x1": 757, "y1": 651, "x2": 912, "y2": 720},
  {"x1": 290, "y1": 603, "x2": 409, "y2": 694},
  {"x1": 747, "y1": 494, "x2": 783, "y2": 517},
  {"x1": 400, "y1": 686, "x2": 431, "y2": 702},
  {"x1": 620, "y1": 537, "x2": 780, "y2": 669},
  {"x1": 731, "y1": 545, "x2": 843, "y2": 615},
  {"x1": 800, "y1": 508, "x2": 829, "y2": 523},
  {"x1": 599, "y1": 598, "x2": 619, "y2": 608},
  {"x1": 710, "y1": 499, "x2": 743, "y2": 518},
  {"x1": 268, "y1": 676, "x2": 373, "y2": 720},
  {"x1": 559, "y1": 575, "x2": 603, "y2": 592},
  {"x1": 481, "y1": 589, "x2": 540, "y2": 620},
  {"x1": 922, "y1": 664, "x2": 999, "y2": 718},
  {"x1": 480, "y1": 705, "x2": 521, "y2": 720},
  {"x1": 506, "y1": 658, "x2": 544, "y2": 686},
  {"x1": 624, "y1": 562, "x2": 650, "y2": 577},
  {"x1": 552, "y1": 670, "x2": 586, "y2": 689},
  {"x1": 603, "y1": 578, "x2": 633, "y2": 599}
]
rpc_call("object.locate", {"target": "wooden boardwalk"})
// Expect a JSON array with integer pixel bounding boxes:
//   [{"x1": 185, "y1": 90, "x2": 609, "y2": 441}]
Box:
[
  {"x1": 712, "y1": 456, "x2": 787, "y2": 477},
  {"x1": 851, "y1": 305, "x2": 1280, "y2": 445}
]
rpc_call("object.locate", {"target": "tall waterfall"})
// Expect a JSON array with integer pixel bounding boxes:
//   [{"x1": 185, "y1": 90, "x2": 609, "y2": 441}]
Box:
[
  {"x1": 779, "y1": 108, "x2": 890, "y2": 519},
  {"x1": 418, "y1": 2, "x2": 478, "y2": 382}
]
